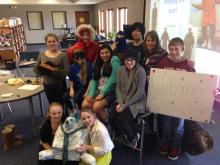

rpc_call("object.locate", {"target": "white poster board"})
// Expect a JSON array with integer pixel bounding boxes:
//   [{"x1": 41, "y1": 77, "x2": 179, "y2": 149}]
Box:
[{"x1": 147, "y1": 68, "x2": 218, "y2": 123}]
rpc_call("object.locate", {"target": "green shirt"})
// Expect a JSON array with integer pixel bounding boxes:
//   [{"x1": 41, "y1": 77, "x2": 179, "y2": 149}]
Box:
[{"x1": 88, "y1": 56, "x2": 121, "y2": 97}]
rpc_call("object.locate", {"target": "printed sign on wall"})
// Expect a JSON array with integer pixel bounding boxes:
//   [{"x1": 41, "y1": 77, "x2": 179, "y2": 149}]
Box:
[{"x1": 147, "y1": 68, "x2": 217, "y2": 123}]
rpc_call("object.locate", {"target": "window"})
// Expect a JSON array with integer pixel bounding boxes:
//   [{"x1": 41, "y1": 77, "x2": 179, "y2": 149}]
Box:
[
  {"x1": 98, "y1": 10, "x2": 105, "y2": 36},
  {"x1": 51, "y1": 11, "x2": 67, "y2": 29},
  {"x1": 106, "y1": 9, "x2": 114, "y2": 36},
  {"x1": 26, "y1": 11, "x2": 44, "y2": 30},
  {"x1": 117, "y1": 7, "x2": 127, "y2": 31}
]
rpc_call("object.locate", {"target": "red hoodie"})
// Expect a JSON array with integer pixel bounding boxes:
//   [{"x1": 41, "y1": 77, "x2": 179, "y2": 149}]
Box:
[{"x1": 67, "y1": 38, "x2": 99, "y2": 64}]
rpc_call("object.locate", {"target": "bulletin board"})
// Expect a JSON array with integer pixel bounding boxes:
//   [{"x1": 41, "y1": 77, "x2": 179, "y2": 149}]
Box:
[{"x1": 147, "y1": 68, "x2": 218, "y2": 123}]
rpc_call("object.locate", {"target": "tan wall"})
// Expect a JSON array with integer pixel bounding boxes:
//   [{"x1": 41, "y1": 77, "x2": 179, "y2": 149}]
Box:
[
  {"x1": 93, "y1": 0, "x2": 146, "y2": 34},
  {"x1": 0, "y1": 5, "x2": 94, "y2": 44}
]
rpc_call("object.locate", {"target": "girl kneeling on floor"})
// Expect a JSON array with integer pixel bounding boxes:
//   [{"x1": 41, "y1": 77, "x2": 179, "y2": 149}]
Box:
[{"x1": 76, "y1": 108, "x2": 114, "y2": 165}]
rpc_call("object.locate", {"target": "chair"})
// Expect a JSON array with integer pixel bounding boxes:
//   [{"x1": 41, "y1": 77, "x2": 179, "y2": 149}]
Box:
[
  {"x1": 18, "y1": 51, "x2": 39, "y2": 76},
  {"x1": 0, "y1": 50, "x2": 21, "y2": 76},
  {"x1": 112, "y1": 111, "x2": 154, "y2": 165},
  {"x1": 19, "y1": 51, "x2": 39, "y2": 61}
]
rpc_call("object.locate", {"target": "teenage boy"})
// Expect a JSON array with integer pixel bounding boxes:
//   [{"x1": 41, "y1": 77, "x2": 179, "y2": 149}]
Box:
[
  {"x1": 157, "y1": 37, "x2": 195, "y2": 160},
  {"x1": 127, "y1": 22, "x2": 147, "y2": 68}
]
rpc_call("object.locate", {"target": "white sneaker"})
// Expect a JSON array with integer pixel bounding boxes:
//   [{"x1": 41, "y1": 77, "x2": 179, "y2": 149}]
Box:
[
  {"x1": 131, "y1": 133, "x2": 140, "y2": 148},
  {"x1": 201, "y1": 40, "x2": 207, "y2": 48},
  {"x1": 208, "y1": 40, "x2": 212, "y2": 49}
]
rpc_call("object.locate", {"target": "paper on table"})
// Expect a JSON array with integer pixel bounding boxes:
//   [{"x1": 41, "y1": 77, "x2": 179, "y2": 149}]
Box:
[
  {"x1": 1, "y1": 93, "x2": 13, "y2": 98},
  {"x1": 0, "y1": 70, "x2": 11, "y2": 76},
  {"x1": 18, "y1": 84, "x2": 40, "y2": 90}
]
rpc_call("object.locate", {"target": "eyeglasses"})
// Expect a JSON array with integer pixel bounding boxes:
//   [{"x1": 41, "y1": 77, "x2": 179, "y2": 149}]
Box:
[
  {"x1": 74, "y1": 52, "x2": 85, "y2": 60},
  {"x1": 116, "y1": 34, "x2": 125, "y2": 38}
]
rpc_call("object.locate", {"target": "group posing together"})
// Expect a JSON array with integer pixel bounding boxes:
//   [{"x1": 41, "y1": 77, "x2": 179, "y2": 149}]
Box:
[{"x1": 34, "y1": 22, "x2": 195, "y2": 165}]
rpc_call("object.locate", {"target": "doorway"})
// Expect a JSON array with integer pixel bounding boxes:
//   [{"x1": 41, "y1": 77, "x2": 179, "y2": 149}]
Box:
[{"x1": 75, "y1": 11, "x2": 89, "y2": 27}]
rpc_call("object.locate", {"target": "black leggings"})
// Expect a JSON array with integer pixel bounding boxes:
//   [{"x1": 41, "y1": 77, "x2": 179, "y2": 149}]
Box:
[
  {"x1": 44, "y1": 80, "x2": 73, "y2": 111},
  {"x1": 38, "y1": 159, "x2": 79, "y2": 165},
  {"x1": 109, "y1": 106, "x2": 139, "y2": 141}
]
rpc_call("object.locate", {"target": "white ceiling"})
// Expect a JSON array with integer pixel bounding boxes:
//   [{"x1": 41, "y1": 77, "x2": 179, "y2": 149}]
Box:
[{"x1": 0, "y1": 0, "x2": 109, "y2": 5}]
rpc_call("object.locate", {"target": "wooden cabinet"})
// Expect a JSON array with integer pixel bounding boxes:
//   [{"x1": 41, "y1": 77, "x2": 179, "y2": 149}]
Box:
[{"x1": 0, "y1": 24, "x2": 26, "y2": 54}]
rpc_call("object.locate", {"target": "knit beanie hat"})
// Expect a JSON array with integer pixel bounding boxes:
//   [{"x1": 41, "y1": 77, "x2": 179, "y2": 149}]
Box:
[
  {"x1": 115, "y1": 31, "x2": 126, "y2": 53},
  {"x1": 131, "y1": 22, "x2": 145, "y2": 39},
  {"x1": 124, "y1": 47, "x2": 138, "y2": 61}
]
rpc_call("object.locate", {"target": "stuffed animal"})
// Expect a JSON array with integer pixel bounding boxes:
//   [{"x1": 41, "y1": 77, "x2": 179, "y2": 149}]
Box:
[
  {"x1": 39, "y1": 113, "x2": 96, "y2": 165},
  {"x1": 115, "y1": 31, "x2": 127, "y2": 53},
  {"x1": 182, "y1": 120, "x2": 214, "y2": 155}
]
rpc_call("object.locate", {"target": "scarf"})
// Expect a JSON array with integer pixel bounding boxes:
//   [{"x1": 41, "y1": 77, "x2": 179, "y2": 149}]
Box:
[{"x1": 61, "y1": 124, "x2": 87, "y2": 164}]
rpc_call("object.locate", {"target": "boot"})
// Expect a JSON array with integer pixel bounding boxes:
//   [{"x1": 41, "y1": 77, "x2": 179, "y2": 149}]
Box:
[
  {"x1": 1, "y1": 128, "x2": 23, "y2": 151},
  {"x1": 4, "y1": 124, "x2": 22, "y2": 141}
]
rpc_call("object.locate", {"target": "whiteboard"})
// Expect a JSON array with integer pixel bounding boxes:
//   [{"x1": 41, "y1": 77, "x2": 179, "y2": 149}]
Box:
[{"x1": 147, "y1": 68, "x2": 217, "y2": 123}]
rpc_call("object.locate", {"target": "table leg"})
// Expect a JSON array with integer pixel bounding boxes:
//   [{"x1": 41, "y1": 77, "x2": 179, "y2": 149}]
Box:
[
  {"x1": 0, "y1": 105, "x2": 3, "y2": 120},
  {"x1": 39, "y1": 93, "x2": 44, "y2": 116},
  {"x1": 28, "y1": 97, "x2": 37, "y2": 136}
]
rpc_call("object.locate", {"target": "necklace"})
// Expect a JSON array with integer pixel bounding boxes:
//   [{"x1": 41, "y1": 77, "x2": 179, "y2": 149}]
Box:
[{"x1": 133, "y1": 40, "x2": 143, "y2": 46}]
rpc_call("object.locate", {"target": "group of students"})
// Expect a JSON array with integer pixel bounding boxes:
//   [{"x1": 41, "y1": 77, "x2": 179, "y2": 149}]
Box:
[{"x1": 35, "y1": 22, "x2": 195, "y2": 164}]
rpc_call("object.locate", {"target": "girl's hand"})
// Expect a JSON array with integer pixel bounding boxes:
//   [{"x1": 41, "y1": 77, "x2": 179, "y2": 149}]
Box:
[
  {"x1": 145, "y1": 58, "x2": 149, "y2": 65},
  {"x1": 95, "y1": 94, "x2": 104, "y2": 101},
  {"x1": 76, "y1": 144, "x2": 93, "y2": 153},
  {"x1": 116, "y1": 104, "x2": 122, "y2": 113},
  {"x1": 86, "y1": 96, "x2": 94, "y2": 104},
  {"x1": 69, "y1": 89, "x2": 74, "y2": 98},
  {"x1": 76, "y1": 144, "x2": 86, "y2": 153},
  {"x1": 111, "y1": 42, "x2": 118, "y2": 51}
]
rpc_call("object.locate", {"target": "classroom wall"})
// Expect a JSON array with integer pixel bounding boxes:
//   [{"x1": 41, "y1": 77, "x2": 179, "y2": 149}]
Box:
[{"x1": 0, "y1": 5, "x2": 95, "y2": 44}]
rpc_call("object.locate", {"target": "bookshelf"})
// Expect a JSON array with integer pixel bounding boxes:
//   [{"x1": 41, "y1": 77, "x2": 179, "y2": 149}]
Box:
[{"x1": 0, "y1": 24, "x2": 26, "y2": 54}]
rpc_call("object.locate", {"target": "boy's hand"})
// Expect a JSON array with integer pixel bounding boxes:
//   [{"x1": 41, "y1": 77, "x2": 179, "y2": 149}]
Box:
[{"x1": 188, "y1": 60, "x2": 195, "y2": 68}]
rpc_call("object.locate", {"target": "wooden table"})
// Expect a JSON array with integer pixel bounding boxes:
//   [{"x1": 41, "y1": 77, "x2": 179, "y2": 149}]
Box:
[{"x1": 0, "y1": 76, "x2": 44, "y2": 136}]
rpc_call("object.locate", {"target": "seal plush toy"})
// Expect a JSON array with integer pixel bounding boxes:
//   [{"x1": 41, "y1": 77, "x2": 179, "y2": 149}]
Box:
[
  {"x1": 182, "y1": 120, "x2": 214, "y2": 155},
  {"x1": 39, "y1": 113, "x2": 96, "y2": 165}
]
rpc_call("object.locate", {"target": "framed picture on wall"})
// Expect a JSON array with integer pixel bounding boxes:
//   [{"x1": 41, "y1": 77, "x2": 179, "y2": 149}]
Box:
[
  {"x1": 51, "y1": 11, "x2": 67, "y2": 29},
  {"x1": 26, "y1": 11, "x2": 44, "y2": 30}
]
